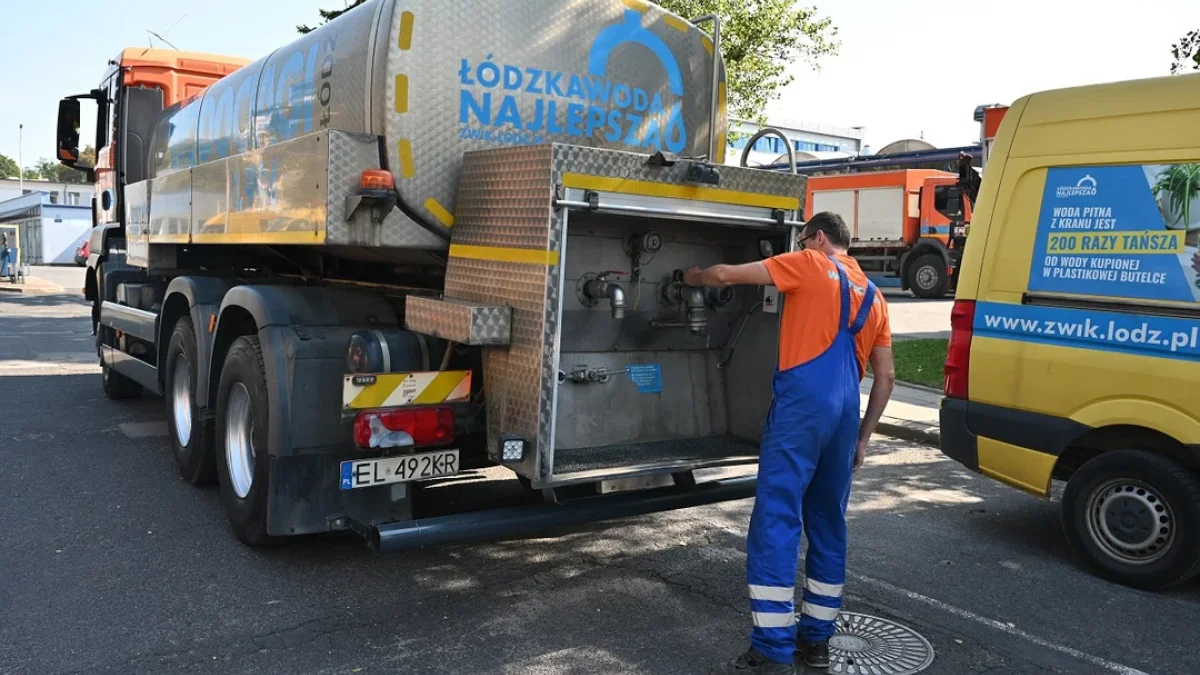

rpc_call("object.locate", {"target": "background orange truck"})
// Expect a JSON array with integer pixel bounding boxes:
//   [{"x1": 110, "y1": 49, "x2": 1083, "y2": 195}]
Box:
[{"x1": 804, "y1": 168, "x2": 973, "y2": 298}]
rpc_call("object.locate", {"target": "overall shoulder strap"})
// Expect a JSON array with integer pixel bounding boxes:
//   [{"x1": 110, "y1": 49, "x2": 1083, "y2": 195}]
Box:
[
  {"x1": 831, "y1": 258, "x2": 850, "y2": 331},
  {"x1": 849, "y1": 278, "x2": 879, "y2": 336}
]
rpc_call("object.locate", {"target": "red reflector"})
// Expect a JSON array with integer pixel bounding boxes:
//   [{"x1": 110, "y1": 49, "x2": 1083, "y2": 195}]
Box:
[
  {"x1": 943, "y1": 300, "x2": 976, "y2": 399},
  {"x1": 353, "y1": 407, "x2": 455, "y2": 449},
  {"x1": 360, "y1": 169, "x2": 394, "y2": 191}
]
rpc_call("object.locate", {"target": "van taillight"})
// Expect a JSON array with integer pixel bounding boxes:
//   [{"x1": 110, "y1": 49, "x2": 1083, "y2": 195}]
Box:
[{"x1": 943, "y1": 300, "x2": 976, "y2": 399}]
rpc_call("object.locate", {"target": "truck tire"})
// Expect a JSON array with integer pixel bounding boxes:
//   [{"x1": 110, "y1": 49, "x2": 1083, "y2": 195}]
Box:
[
  {"x1": 214, "y1": 336, "x2": 279, "y2": 546},
  {"x1": 907, "y1": 254, "x2": 950, "y2": 299},
  {"x1": 1061, "y1": 449, "x2": 1200, "y2": 590},
  {"x1": 102, "y1": 362, "x2": 143, "y2": 400},
  {"x1": 165, "y1": 317, "x2": 216, "y2": 485}
]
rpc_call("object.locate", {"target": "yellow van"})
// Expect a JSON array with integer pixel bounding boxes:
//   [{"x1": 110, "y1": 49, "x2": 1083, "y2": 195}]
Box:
[{"x1": 940, "y1": 73, "x2": 1200, "y2": 590}]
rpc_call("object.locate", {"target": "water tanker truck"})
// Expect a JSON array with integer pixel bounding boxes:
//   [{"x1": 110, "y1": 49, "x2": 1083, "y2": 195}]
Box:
[{"x1": 57, "y1": 0, "x2": 807, "y2": 549}]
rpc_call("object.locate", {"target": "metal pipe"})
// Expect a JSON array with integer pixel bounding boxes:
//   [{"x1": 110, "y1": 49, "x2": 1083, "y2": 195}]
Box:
[
  {"x1": 583, "y1": 277, "x2": 626, "y2": 319},
  {"x1": 682, "y1": 286, "x2": 707, "y2": 334},
  {"x1": 366, "y1": 475, "x2": 757, "y2": 553},
  {"x1": 691, "y1": 14, "x2": 723, "y2": 162},
  {"x1": 740, "y1": 127, "x2": 797, "y2": 174},
  {"x1": 555, "y1": 199, "x2": 802, "y2": 229}
]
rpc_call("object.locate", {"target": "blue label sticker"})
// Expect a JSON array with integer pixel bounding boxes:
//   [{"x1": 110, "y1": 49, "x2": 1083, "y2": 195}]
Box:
[
  {"x1": 1030, "y1": 165, "x2": 1200, "y2": 303},
  {"x1": 626, "y1": 364, "x2": 663, "y2": 394},
  {"x1": 339, "y1": 461, "x2": 353, "y2": 491},
  {"x1": 974, "y1": 301, "x2": 1200, "y2": 361}
]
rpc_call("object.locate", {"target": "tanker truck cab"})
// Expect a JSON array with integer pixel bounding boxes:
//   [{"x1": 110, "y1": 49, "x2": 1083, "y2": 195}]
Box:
[
  {"x1": 940, "y1": 73, "x2": 1200, "y2": 590},
  {"x1": 55, "y1": 0, "x2": 803, "y2": 551}
]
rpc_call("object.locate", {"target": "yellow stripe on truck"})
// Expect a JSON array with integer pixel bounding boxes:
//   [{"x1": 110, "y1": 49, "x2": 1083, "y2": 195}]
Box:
[
  {"x1": 976, "y1": 437, "x2": 1057, "y2": 498},
  {"x1": 413, "y1": 370, "x2": 470, "y2": 405},
  {"x1": 448, "y1": 244, "x2": 559, "y2": 266},
  {"x1": 344, "y1": 371, "x2": 472, "y2": 409},
  {"x1": 561, "y1": 173, "x2": 799, "y2": 211}
]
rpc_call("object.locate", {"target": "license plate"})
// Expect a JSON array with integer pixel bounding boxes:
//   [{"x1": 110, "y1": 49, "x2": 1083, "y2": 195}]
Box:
[{"x1": 339, "y1": 450, "x2": 459, "y2": 490}]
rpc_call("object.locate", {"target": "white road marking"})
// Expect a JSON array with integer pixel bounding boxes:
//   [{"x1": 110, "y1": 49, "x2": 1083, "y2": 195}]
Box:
[
  {"x1": 119, "y1": 422, "x2": 169, "y2": 439},
  {"x1": 850, "y1": 572, "x2": 1151, "y2": 675}
]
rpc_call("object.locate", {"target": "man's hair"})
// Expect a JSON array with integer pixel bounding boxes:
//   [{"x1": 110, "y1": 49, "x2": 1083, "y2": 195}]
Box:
[{"x1": 803, "y1": 211, "x2": 851, "y2": 249}]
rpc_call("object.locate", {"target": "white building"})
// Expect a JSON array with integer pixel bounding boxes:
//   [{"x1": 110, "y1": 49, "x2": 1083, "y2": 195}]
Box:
[
  {"x1": 0, "y1": 178, "x2": 92, "y2": 208},
  {"x1": 0, "y1": 192, "x2": 92, "y2": 265},
  {"x1": 725, "y1": 119, "x2": 866, "y2": 167}
]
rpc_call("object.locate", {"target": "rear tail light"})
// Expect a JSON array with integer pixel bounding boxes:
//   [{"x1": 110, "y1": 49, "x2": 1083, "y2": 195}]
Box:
[
  {"x1": 943, "y1": 300, "x2": 976, "y2": 399},
  {"x1": 353, "y1": 407, "x2": 454, "y2": 449}
]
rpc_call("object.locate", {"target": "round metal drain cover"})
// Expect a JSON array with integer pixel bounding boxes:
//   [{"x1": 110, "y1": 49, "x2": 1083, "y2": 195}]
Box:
[{"x1": 824, "y1": 612, "x2": 934, "y2": 674}]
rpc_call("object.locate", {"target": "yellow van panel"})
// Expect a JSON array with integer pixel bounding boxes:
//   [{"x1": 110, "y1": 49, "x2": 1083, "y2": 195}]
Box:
[
  {"x1": 970, "y1": 334, "x2": 1200, "y2": 445},
  {"x1": 1009, "y1": 74, "x2": 1200, "y2": 160},
  {"x1": 954, "y1": 98, "x2": 1028, "y2": 301},
  {"x1": 961, "y1": 73, "x2": 1200, "y2": 457},
  {"x1": 977, "y1": 437, "x2": 1057, "y2": 497}
]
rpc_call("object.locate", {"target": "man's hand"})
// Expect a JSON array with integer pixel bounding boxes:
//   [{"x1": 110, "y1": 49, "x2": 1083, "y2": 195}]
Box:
[
  {"x1": 681, "y1": 262, "x2": 773, "y2": 288},
  {"x1": 854, "y1": 438, "x2": 868, "y2": 471}
]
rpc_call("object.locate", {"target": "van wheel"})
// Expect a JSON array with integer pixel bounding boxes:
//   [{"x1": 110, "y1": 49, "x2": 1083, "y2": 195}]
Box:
[
  {"x1": 102, "y1": 362, "x2": 143, "y2": 400},
  {"x1": 1062, "y1": 450, "x2": 1200, "y2": 590},
  {"x1": 165, "y1": 317, "x2": 216, "y2": 485},
  {"x1": 214, "y1": 336, "x2": 279, "y2": 546},
  {"x1": 907, "y1": 254, "x2": 949, "y2": 299}
]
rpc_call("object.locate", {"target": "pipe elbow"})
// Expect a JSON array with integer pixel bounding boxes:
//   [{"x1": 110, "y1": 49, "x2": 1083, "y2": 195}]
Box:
[
  {"x1": 607, "y1": 283, "x2": 626, "y2": 319},
  {"x1": 682, "y1": 286, "x2": 706, "y2": 310}
]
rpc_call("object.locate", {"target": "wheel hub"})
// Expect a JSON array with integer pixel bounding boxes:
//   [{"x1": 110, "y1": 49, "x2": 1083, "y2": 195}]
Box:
[
  {"x1": 916, "y1": 267, "x2": 937, "y2": 289},
  {"x1": 171, "y1": 353, "x2": 193, "y2": 447},
  {"x1": 225, "y1": 382, "x2": 256, "y2": 499},
  {"x1": 1087, "y1": 479, "x2": 1173, "y2": 564}
]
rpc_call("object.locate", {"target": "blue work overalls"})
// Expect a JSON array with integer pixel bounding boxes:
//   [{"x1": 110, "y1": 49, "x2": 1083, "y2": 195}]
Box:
[{"x1": 746, "y1": 260, "x2": 876, "y2": 664}]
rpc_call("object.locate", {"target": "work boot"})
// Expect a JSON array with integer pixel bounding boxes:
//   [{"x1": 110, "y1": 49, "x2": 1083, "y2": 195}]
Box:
[
  {"x1": 797, "y1": 638, "x2": 830, "y2": 669},
  {"x1": 709, "y1": 647, "x2": 795, "y2": 674}
]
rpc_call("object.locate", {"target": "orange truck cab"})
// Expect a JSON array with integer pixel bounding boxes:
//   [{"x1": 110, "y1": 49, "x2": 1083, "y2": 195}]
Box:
[
  {"x1": 804, "y1": 169, "x2": 973, "y2": 299},
  {"x1": 58, "y1": 48, "x2": 249, "y2": 251}
]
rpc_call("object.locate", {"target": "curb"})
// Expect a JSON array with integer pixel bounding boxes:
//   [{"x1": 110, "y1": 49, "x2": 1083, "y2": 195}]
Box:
[{"x1": 875, "y1": 417, "x2": 940, "y2": 447}]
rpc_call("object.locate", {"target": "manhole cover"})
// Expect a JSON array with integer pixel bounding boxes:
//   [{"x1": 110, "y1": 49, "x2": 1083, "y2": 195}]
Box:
[{"x1": 822, "y1": 612, "x2": 934, "y2": 674}]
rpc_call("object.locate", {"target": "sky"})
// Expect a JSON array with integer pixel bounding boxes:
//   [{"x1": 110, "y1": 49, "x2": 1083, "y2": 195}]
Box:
[{"x1": 0, "y1": 0, "x2": 1195, "y2": 169}]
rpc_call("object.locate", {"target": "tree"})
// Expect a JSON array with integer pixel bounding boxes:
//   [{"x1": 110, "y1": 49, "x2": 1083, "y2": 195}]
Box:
[
  {"x1": 0, "y1": 153, "x2": 18, "y2": 179},
  {"x1": 302, "y1": 0, "x2": 837, "y2": 122},
  {"x1": 656, "y1": 0, "x2": 837, "y2": 123},
  {"x1": 27, "y1": 146, "x2": 96, "y2": 184},
  {"x1": 34, "y1": 158, "x2": 58, "y2": 181},
  {"x1": 298, "y1": 0, "x2": 366, "y2": 34},
  {"x1": 1171, "y1": 29, "x2": 1200, "y2": 75}
]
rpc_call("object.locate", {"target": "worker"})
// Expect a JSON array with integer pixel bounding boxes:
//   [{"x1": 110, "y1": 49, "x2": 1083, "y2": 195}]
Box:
[
  {"x1": 685, "y1": 212, "x2": 895, "y2": 674},
  {"x1": 0, "y1": 230, "x2": 10, "y2": 279}
]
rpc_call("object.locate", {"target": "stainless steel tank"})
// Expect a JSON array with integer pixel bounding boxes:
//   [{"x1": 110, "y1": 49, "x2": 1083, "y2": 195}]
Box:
[{"x1": 146, "y1": 0, "x2": 727, "y2": 244}]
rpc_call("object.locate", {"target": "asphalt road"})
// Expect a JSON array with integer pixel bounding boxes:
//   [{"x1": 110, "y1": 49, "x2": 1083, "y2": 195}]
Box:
[{"x1": 2, "y1": 271, "x2": 1198, "y2": 675}]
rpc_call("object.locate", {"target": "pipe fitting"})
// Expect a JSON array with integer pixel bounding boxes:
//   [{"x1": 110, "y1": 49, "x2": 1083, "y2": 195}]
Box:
[
  {"x1": 660, "y1": 273, "x2": 709, "y2": 335},
  {"x1": 581, "y1": 274, "x2": 626, "y2": 319}
]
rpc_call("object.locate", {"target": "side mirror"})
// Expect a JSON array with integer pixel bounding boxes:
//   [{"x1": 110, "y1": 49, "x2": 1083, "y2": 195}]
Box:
[{"x1": 57, "y1": 98, "x2": 82, "y2": 165}]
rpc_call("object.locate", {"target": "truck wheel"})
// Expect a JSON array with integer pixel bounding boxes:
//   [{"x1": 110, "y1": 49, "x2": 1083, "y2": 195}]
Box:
[
  {"x1": 165, "y1": 317, "x2": 216, "y2": 485},
  {"x1": 1062, "y1": 450, "x2": 1200, "y2": 590},
  {"x1": 102, "y1": 362, "x2": 143, "y2": 400},
  {"x1": 214, "y1": 336, "x2": 278, "y2": 546},
  {"x1": 907, "y1": 254, "x2": 950, "y2": 299}
]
